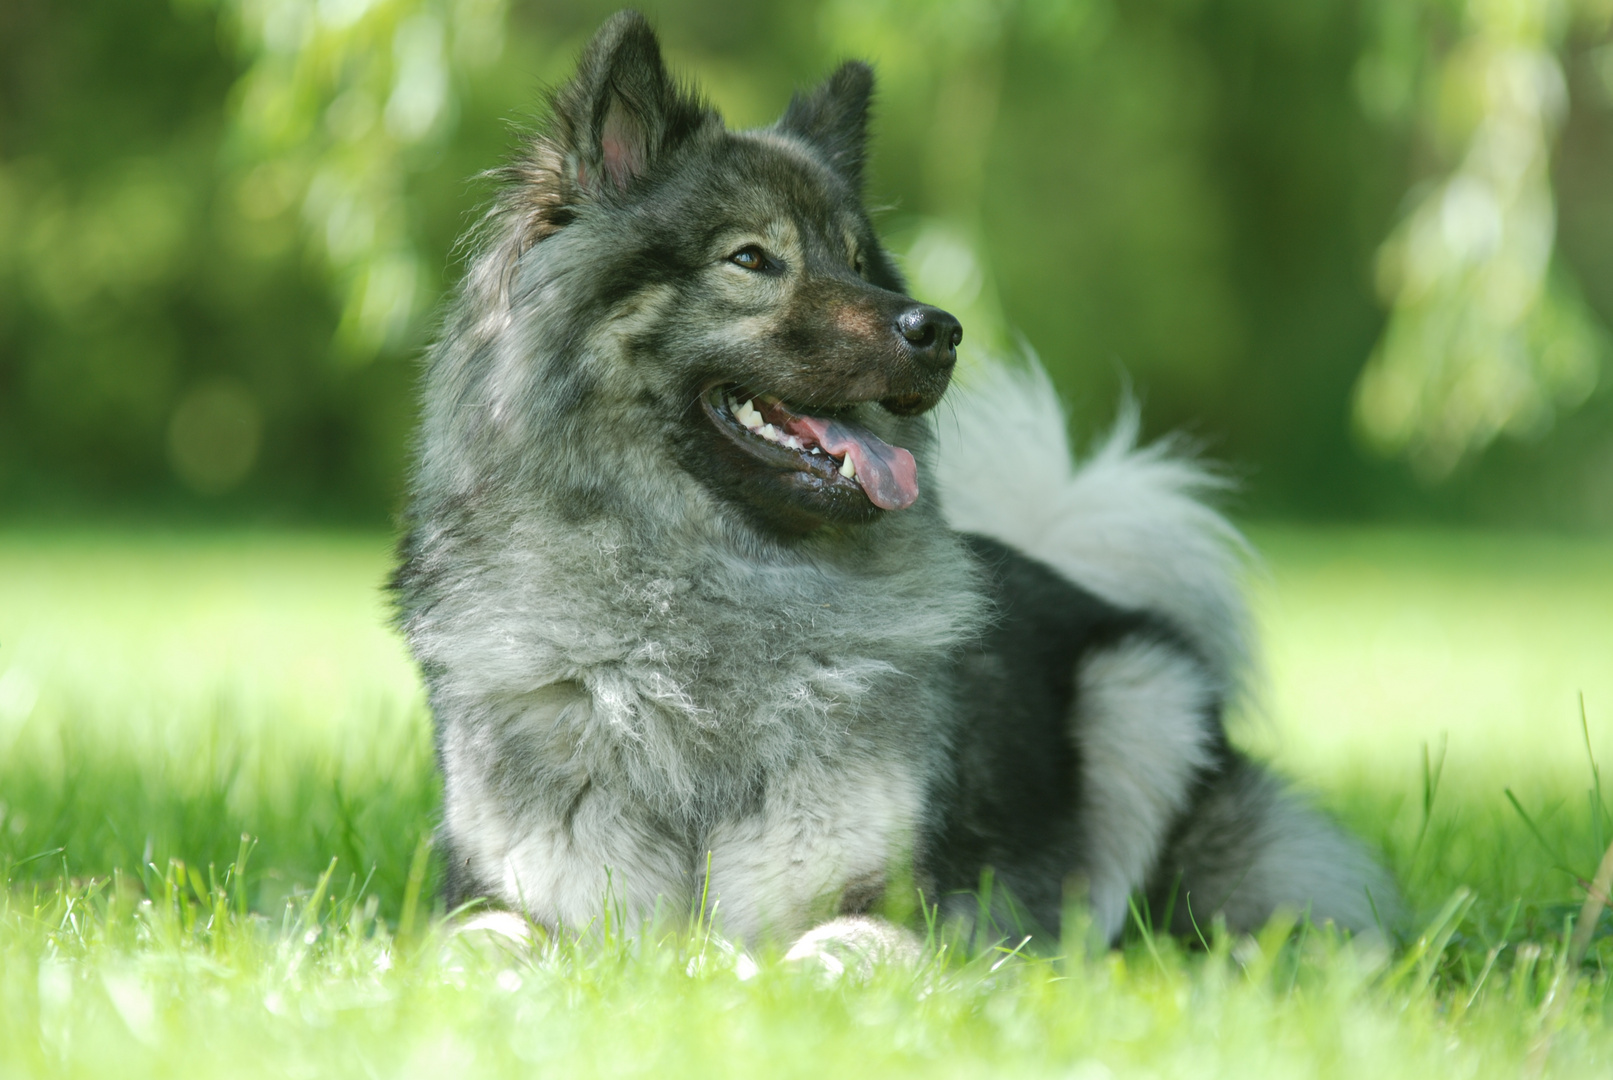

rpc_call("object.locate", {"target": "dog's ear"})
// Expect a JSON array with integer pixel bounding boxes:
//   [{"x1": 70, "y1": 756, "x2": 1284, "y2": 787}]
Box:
[
  {"x1": 778, "y1": 61, "x2": 875, "y2": 188},
  {"x1": 549, "y1": 10, "x2": 710, "y2": 195}
]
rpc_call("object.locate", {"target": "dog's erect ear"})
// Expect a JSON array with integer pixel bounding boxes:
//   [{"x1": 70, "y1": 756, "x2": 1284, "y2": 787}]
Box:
[
  {"x1": 549, "y1": 10, "x2": 710, "y2": 194},
  {"x1": 778, "y1": 61, "x2": 875, "y2": 187}
]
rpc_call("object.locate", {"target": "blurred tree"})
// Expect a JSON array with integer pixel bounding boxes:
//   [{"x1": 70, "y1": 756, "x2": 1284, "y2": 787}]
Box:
[
  {"x1": 219, "y1": 0, "x2": 509, "y2": 359},
  {"x1": 1, "y1": 0, "x2": 1610, "y2": 525},
  {"x1": 1355, "y1": 0, "x2": 1609, "y2": 480}
]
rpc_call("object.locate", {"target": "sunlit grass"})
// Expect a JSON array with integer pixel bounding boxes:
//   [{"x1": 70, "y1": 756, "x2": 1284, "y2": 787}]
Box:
[
  {"x1": 1243, "y1": 526, "x2": 1613, "y2": 928},
  {"x1": 3, "y1": 525, "x2": 1613, "y2": 1077},
  {"x1": 0, "y1": 531, "x2": 432, "y2": 912}
]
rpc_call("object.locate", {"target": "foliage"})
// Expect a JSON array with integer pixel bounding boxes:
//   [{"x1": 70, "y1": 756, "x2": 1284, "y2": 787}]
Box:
[
  {"x1": 3, "y1": 1, "x2": 1613, "y2": 522},
  {"x1": 1355, "y1": 0, "x2": 1610, "y2": 479},
  {"x1": 220, "y1": 0, "x2": 510, "y2": 358}
]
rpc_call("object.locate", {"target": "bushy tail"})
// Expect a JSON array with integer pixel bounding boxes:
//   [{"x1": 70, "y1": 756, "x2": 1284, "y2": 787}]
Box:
[{"x1": 933, "y1": 359, "x2": 1255, "y2": 699}]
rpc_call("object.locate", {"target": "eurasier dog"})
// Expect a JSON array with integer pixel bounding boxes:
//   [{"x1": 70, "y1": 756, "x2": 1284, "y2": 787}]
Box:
[{"x1": 394, "y1": 10, "x2": 1394, "y2": 958}]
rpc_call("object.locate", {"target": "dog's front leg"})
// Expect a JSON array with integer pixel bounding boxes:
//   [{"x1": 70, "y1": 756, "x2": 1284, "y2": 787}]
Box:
[{"x1": 700, "y1": 754, "x2": 927, "y2": 958}]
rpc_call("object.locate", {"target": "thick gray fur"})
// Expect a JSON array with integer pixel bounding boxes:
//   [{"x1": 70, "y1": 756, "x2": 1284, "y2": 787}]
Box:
[{"x1": 395, "y1": 10, "x2": 1395, "y2": 952}]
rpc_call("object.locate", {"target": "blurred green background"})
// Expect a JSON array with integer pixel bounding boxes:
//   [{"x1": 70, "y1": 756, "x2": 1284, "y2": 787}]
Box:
[{"x1": 3, "y1": 0, "x2": 1613, "y2": 527}]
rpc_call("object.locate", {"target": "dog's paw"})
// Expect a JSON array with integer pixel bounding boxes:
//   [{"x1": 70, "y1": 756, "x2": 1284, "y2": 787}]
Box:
[
  {"x1": 453, "y1": 909, "x2": 537, "y2": 943},
  {"x1": 442, "y1": 909, "x2": 542, "y2": 965},
  {"x1": 783, "y1": 916, "x2": 924, "y2": 980}
]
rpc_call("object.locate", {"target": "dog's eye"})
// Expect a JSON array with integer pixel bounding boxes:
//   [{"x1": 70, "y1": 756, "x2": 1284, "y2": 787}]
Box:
[{"x1": 729, "y1": 246, "x2": 767, "y2": 272}]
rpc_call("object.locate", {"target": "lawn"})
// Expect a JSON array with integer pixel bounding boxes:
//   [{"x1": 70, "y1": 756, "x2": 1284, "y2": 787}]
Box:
[{"x1": 3, "y1": 525, "x2": 1612, "y2": 1077}]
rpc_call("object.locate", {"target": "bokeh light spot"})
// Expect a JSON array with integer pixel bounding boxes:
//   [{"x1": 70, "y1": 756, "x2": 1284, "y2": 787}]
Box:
[{"x1": 166, "y1": 380, "x2": 264, "y2": 495}]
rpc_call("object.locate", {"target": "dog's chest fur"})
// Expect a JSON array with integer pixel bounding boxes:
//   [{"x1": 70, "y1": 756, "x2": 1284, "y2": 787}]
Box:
[{"x1": 404, "y1": 497, "x2": 983, "y2": 939}]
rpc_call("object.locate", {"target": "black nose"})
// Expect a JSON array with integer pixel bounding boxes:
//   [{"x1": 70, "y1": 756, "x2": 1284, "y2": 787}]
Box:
[{"x1": 896, "y1": 305, "x2": 962, "y2": 370}]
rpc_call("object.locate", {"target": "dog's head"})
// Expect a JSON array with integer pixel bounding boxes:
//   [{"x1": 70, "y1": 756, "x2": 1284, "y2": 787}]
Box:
[{"x1": 473, "y1": 11, "x2": 960, "y2": 536}]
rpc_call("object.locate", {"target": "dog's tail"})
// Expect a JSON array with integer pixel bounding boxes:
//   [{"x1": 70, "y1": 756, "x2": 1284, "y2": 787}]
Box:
[{"x1": 933, "y1": 359, "x2": 1255, "y2": 699}]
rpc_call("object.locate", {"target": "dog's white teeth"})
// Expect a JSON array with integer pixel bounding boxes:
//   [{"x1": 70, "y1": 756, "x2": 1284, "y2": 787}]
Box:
[
  {"x1": 729, "y1": 397, "x2": 807, "y2": 451},
  {"x1": 839, "y1": 455, "x2": 856, "y2": 478}
]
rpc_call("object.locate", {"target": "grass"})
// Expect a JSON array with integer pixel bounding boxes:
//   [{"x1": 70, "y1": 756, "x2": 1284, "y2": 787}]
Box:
[{"x1": 3, "y1": 524, "x2": 1613, "y2": 1077}]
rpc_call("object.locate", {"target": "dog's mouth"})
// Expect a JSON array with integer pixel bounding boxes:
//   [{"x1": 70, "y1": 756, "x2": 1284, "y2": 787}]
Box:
[{"x1": 700, "y1": 384, "x2": 919, "y2": 511}]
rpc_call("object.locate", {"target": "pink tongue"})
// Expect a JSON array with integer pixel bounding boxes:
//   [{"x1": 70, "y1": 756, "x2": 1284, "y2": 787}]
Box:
[{"x1": 789, "y1": 415, "x2": 919, "y2": 511}]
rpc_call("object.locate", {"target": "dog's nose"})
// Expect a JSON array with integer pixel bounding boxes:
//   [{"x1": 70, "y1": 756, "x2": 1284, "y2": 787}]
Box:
[{"x1": 896, "y1": 305, "x2": 962, "y2": 370}]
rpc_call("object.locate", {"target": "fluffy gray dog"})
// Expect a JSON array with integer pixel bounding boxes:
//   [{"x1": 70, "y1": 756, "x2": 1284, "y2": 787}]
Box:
[{"x1": 394, "y1": 9, "x2": 1393, "y2": 957}]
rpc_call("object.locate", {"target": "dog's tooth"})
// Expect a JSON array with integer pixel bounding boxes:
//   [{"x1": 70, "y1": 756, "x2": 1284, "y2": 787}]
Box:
[
  {"x1": 839, "y1": 455, "x2": 856, "y2": 478},
  {"x1": 783, "y1": 435, "x2": 802, "y2": 450},
  {"x1": 759, "y1": 423, "x2": 780, "y2": 442}
]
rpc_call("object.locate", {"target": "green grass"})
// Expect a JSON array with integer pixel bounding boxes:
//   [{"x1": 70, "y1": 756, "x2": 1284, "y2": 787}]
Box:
[{"x1": 3, "y1": 525, "x2": 1613, "y2": 1077}]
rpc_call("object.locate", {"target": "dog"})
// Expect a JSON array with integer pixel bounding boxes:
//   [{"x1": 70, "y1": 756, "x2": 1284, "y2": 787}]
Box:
[{"x1": 393, "y1": 10, "x2": 1394, "y2": 956}]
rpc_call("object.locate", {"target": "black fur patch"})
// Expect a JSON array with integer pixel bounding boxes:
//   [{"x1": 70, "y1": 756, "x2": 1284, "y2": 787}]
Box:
[{"x1": 926, "y1": 534, "x2": 1227, "y2": 937}]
